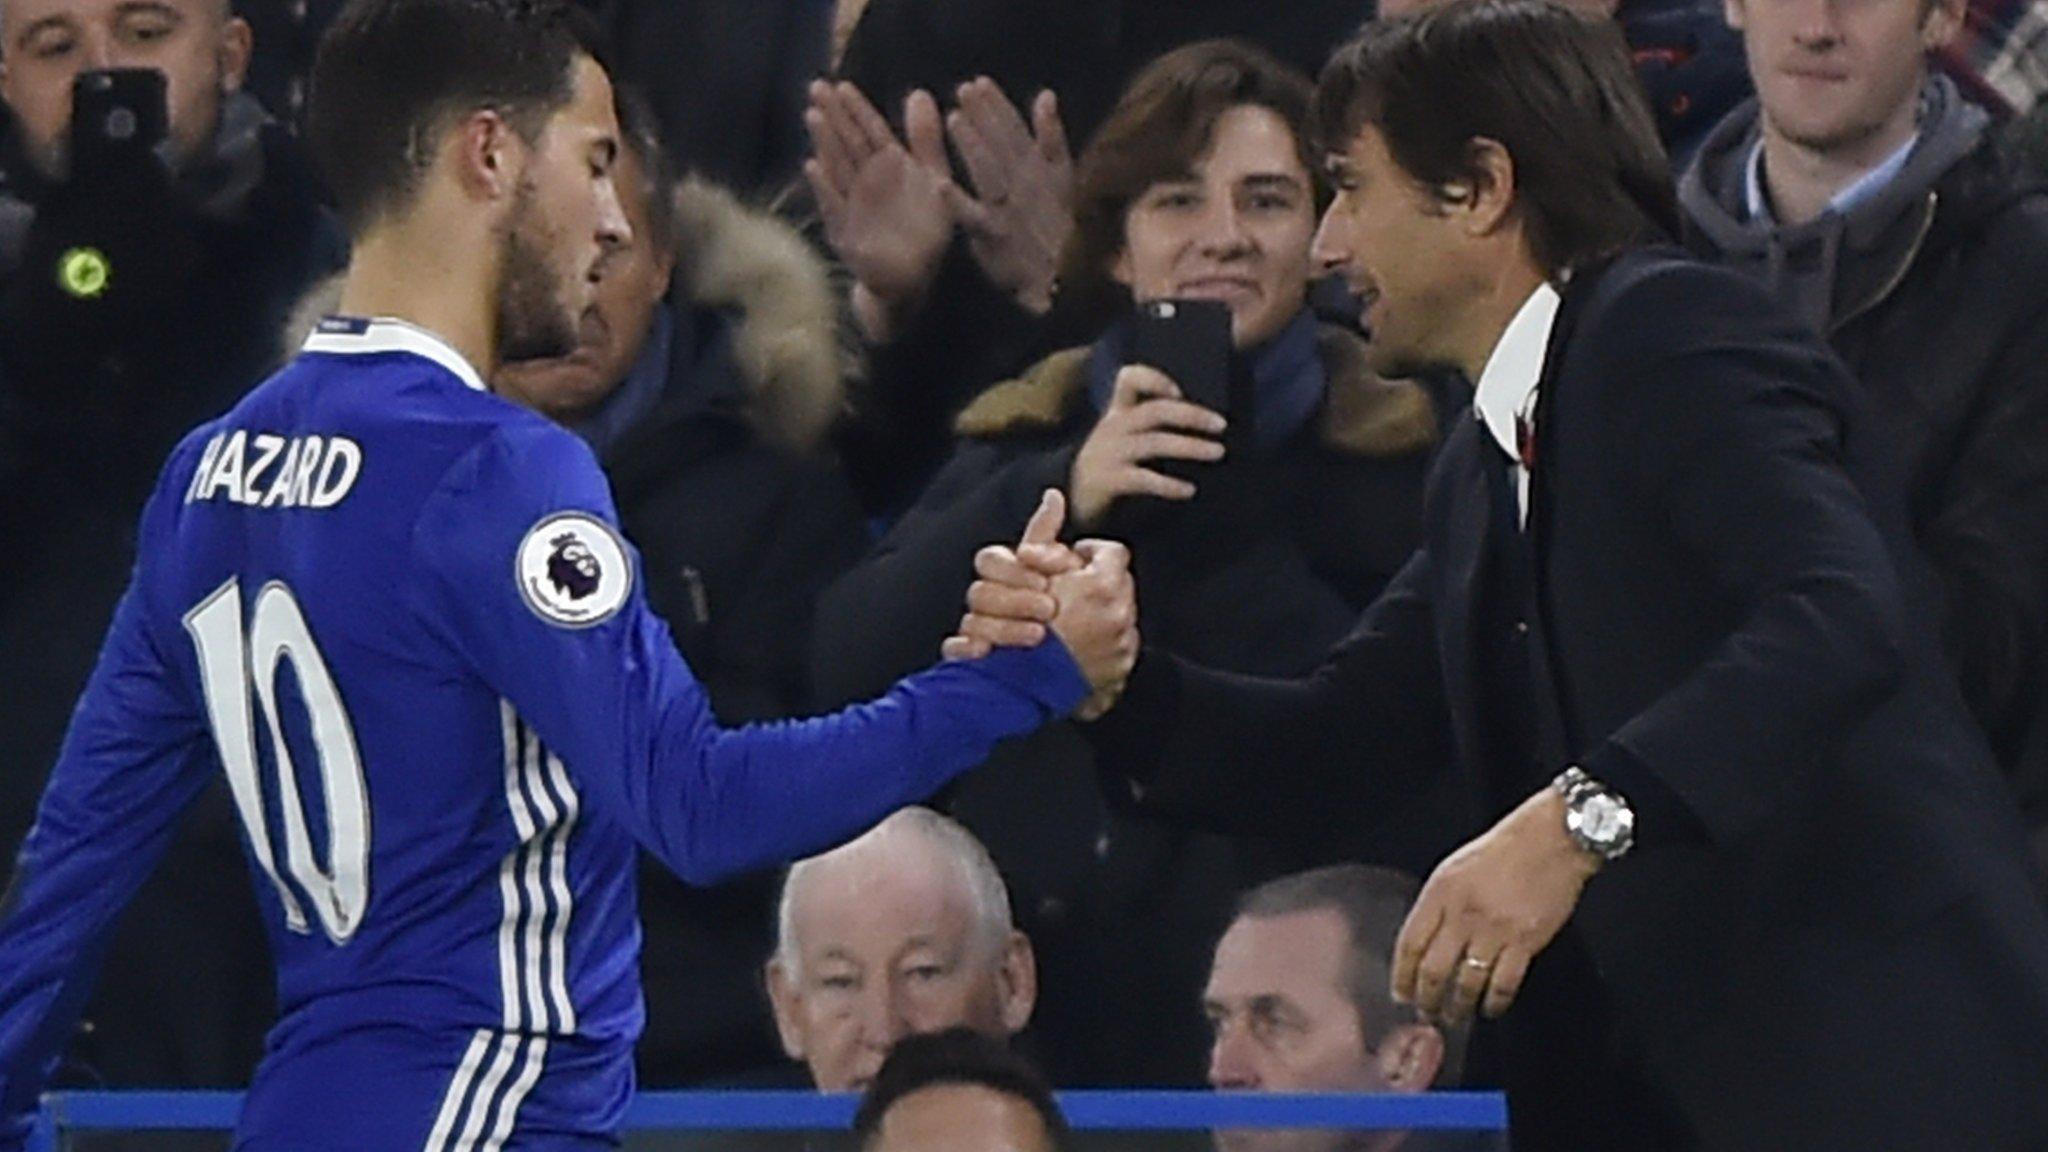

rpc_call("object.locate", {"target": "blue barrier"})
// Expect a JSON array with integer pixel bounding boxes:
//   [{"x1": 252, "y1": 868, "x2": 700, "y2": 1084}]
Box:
[{"x1": 29, "y1": 1089, "x2": 1508, "y2": 1148}]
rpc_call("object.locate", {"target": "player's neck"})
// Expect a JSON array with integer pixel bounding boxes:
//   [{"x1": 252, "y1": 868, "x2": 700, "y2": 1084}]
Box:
[{"x1": 337, "y1": 224, "x2": 501, "y2": 383}]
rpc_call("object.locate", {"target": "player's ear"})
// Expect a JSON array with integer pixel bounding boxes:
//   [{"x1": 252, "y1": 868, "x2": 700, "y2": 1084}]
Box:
[
  {"x1": 452, "y1": 109, "x2": 526, "y2": 204},
  {"x1": 764, "y1": 958, "x2": 808, "y2": 1061}
]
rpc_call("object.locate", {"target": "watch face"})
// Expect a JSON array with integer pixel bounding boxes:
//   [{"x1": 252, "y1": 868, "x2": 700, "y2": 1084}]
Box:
[
  {"x1": 1572, "y1": 795, "x2": 1622, "y2": 840},
  {"x1": 1564, "y1": 787, "x2": 1630, "y2": 852}
]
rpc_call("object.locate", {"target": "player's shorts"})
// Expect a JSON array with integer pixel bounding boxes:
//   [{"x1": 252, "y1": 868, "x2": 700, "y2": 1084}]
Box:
[{"x1": 233, "y1": 1021, "x2": 628, "y2": 1150}]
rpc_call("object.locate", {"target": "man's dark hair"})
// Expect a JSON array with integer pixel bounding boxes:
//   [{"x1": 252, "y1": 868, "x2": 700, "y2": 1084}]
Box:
[
  {"x1": 306, "y1": 0, "x2": 609, "y2": 236},
  {"x1": 1233, "y1": 864, "x2": 1465, "y2": 1084},
  {"x1": 851, "y1": 1028, "x2": 1068, "y2": 1150},
  {"x1": 1313, "y1": 0, "x2": 1677, "y2": 277},
  {"x1": 612, "y1": 84, "x2": 680, "y2": 257},
  {"x1": 1061, "y1": 38, "x2": 1318, "y2": 319}
]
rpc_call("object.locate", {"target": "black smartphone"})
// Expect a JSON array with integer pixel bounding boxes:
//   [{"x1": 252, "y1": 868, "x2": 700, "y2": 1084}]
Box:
[
  {"x1": 1129, "y1": 298, "x2": 1234, "y2": 417},
  {"x1": 69, "y1": 68, "x2": 169, "y2": 184}
]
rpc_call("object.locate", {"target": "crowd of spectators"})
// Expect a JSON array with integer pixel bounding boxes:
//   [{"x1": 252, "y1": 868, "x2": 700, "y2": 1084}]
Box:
[{"x1": 3, "y1": 0, "x2": 2048, "y2": 1124}]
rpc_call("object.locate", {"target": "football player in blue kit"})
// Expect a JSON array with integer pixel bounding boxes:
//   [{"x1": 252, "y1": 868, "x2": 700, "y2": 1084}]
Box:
[{"x1": 0, "y1": 2, "x2": 1134, "y2": 1147}]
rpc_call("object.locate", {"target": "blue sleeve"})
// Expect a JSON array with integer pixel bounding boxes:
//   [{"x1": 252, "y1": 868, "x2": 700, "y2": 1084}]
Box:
[
  {"x1": 409, "y1": 424, "x2": 1088, "y2": 886},
  {"x1": 0, "y1": 484, "x2": 212, "y2": 1148}
]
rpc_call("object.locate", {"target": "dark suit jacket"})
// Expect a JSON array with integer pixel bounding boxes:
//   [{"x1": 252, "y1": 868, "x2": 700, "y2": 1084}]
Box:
[{"x1": 1092, "y1": 249, "x2": 2048, "y2": 1150}]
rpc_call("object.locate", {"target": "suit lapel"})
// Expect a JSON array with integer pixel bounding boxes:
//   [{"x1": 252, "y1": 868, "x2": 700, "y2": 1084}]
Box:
[
  {"x1": 1432, "y1": 416, "x2": 1497, "y2": 760},
  {"x1": 1523, "y1": 264, "x2": 1604, "y2": 762},
  {"x1": 1524, "y1": 268, "x2": 1593, "y2": 546}
]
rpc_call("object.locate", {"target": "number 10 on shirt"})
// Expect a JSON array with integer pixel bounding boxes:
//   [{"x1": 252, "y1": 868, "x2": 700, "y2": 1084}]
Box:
[{"x1": 184, "y1": 578, "x2": 372, "y2": 944}]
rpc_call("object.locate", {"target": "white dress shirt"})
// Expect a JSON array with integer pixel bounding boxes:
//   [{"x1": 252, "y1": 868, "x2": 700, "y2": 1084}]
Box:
[{"x1": 1472, "y1": 282, "x2": 1562, "y2": 527}]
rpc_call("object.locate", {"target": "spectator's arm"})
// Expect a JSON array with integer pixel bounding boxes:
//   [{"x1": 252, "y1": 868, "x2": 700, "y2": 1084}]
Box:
[{"x1": 837, "y1": 243, "x2": 1070, "y2": 512}]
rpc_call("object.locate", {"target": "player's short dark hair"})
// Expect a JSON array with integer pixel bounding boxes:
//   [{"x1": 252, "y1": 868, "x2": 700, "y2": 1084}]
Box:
[
  {"x1": 1232, "y1": 864, "x2": 1466, "y2": 1084},
  {"x1": 1312, "y1": 0, "x2": 1676, "y2": 278},
  {"x1": 851, "y1": 1029, "x2": 1068, "y2": 1150},
  {"x1": 306, "y1": 0, "x2": 609, "y2": 236}
]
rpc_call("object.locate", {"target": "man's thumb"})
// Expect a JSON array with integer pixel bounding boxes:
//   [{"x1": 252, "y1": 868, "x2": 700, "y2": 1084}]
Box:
[{"x1": 1020, "y1": 488, "x2": 1066, "y2": 547}]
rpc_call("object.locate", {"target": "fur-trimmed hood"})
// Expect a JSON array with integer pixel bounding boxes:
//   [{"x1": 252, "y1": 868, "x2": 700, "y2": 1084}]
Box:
[
  {"x1": 953, "y1": 325, "x2": 1438, "y2": 458},
  {"x1": 668, "y1": 177, "x2": 849, "y2": 452},
  {"x1": 284, "y1": 176, "x2": 849, "y2": 453}
]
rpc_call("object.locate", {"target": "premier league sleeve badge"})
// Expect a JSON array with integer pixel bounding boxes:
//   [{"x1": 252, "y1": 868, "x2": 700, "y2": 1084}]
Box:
[{"x1": 516, "y1": 512, "x2": 633, "y2": 629}]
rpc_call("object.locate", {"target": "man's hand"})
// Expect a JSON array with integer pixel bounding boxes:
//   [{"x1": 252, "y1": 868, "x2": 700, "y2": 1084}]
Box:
[
  {"x1": 1392, "y1": 787, "x2": 1603, "y2": 1026},
  {"x1": 804, "y1": 82, "x2": 956, "y2": 342},
  {"x1": 942, "y1": 491, "x2": 1138, "y2": 718},
  {"x1": 1048, "y1": 538, "x2": 1138, "y2": 719},
  {"x1": 1069, "y1": 365, "x2": 1228, "y2": 530},
  {"x1": 943, "y1": 79, "x2": 1074, "y2": 316},
  {"x1": 945, "y1": 490, "x2": 1074, "y2": 655}
]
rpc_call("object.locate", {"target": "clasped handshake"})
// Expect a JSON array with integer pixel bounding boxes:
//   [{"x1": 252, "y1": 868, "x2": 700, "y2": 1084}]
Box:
[{"x1": 942, "y1": 489, "x2": 1139, "y2": 720}]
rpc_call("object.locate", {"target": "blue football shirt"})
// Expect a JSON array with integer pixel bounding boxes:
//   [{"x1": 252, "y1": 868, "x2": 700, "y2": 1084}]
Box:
[{"x1": 0, "y1": 318, "x2": 1085, "y2": 1149}]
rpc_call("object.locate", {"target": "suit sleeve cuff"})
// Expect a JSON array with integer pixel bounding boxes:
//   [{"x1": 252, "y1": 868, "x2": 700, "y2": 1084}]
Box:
[
  {"x1": 1080, "y1": 645, "x2": 1182, "y2": 794},
  {"x1": 1580, "y1": 741, "x2": 1707, "y2": 851}
]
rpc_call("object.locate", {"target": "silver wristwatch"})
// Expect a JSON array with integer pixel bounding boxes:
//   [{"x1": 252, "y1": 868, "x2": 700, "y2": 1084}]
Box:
[{"x1": 1551, "y1": 766, "x2": 1635, "y2": 862}]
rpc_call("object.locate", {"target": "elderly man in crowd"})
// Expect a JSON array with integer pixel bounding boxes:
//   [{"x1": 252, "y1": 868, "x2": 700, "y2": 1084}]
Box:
[{"x1": 767, "y1": 807, "x2": 1039, "y2": 1092}]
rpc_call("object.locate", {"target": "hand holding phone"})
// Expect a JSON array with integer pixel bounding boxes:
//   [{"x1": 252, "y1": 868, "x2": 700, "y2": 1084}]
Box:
[
  {"x1": 3, "y1": 66, "x2": 189, "y2": 361},
  {"x1": 1067, "y1": 301, "x2": 1234, "y2": 529}
]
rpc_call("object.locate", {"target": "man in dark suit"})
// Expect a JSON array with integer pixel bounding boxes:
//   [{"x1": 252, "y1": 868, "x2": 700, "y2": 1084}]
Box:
[{"x1": 946, "y1": 2, "x2": 2048, "y2": 1148}]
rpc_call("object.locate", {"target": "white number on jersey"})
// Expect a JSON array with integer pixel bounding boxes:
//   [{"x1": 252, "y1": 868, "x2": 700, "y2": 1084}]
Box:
[{"x1": 185, "y1": 579, "x2": 371, "y2": 943}]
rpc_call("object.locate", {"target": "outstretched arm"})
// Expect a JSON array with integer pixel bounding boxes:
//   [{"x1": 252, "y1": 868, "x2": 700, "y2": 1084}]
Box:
[
  {"x1": 412, "y1": 432, "x2": 1120, "y2": 887},
  {"x1": 953, "y1": 545, "x2": 1455, "y2": 842}
]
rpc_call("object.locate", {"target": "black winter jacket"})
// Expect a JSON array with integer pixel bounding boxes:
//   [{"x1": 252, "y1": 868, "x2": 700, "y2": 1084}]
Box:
[{"x1": 811, "y1": 326, "x2": 1468, "y2": 1084}]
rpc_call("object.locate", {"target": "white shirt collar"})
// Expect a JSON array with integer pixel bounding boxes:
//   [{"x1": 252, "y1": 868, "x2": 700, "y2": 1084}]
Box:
[
  {"x1": 301, "y1": 316, "x2": 489, "y2": 394},
  {"x1": 1473, "y1": 282, "x2": 1562, "y2": 461}
]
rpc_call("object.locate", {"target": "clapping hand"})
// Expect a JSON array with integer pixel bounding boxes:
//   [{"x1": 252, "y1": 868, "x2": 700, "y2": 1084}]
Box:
[
  {"x1": 942, "y1": 490, "x2": 1138, "y2": 720},
  {"x1": 943, "y1": 79, "x2": 1075, "y2": 316},
  {"x1": 804, "y1": 81, "x2": 956, "y2": 341}
]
